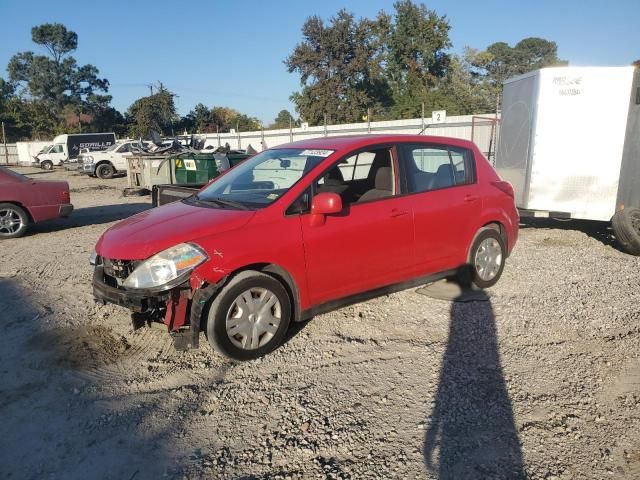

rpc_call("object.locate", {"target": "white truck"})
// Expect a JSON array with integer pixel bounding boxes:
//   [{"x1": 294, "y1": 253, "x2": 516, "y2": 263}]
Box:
[
  {"x1": 496, "y1": 66, "x2": 640, "y2": 255},
  {"x1": 33, "y1": 133, "x2": 116, "y2": 170},
  {"x1": 78, "y1": 140, "x2": 149, "y2": 179}
]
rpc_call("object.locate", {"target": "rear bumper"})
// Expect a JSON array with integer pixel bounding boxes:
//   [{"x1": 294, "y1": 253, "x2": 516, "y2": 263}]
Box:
[
  {"x1": 92, "y1": 266, "x2": 171, "y2": 312},
  {"x1": 59, "y1": 204, "x2": 73, "y2": 217}
]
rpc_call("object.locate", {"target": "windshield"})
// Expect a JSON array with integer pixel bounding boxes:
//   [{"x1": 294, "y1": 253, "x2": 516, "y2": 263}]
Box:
[
  {"x1": 38, "y1": 145, "x2": 52, "y2": 154},
  {"x1": 194, "y1": 148, "x2": 333, "y2": 208},
  {"x1": 104, "y1": 143, "x2": 121, "y2": 152}
]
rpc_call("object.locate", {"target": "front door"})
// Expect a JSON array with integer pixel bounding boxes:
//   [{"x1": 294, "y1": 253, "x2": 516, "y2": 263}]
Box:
[{"x1": 300, "y1": 146, "x2": 415, "y2": 306}]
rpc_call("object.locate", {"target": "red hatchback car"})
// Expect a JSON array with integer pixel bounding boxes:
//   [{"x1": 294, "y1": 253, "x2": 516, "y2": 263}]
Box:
[
  {"x1": 92, "y1": 135, "x2": 518, "y2": 360},
  {"x1": 0, "y1": 166, "x2": 73, "y2": 239}
]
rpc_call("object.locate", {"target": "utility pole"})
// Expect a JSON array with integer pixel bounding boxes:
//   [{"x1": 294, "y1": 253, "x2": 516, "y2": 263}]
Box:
[
  {"x1": 421, "y1": 102, "x2": 425, "y2": 134},
  {"x1": 289, "y1": 118, "x2": 293, "y2": 143},
  {"x1": 323, "y1": 113, "x2": 328, "y2": 137},
  {"x1": 367, "y1": 107, "x2": 371, "y2": 134},
  {"x1": 2, "y1": 122, "x2": 8, "y2": 165}
]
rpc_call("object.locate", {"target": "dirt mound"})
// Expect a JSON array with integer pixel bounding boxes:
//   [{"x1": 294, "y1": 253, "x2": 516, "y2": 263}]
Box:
[{"x1": 29, "y1": 325, "x2": 131, "y2": 370}]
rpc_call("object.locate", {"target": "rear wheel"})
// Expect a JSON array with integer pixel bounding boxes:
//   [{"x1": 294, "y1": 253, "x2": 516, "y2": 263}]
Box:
[
  {"x1": 206, "y1": 270, "x2": 291, "y2": 361},
  {"x1": 469, "y1": 229, "x2": 506, "y2": 288},
  {"x1": 96, "y1": 163, "x2": 115, "y2": 179},
  {"x1": 41, "y1": 160, "x2": 53, "y2": 171},
  {"x1": 0, "y1": 203, "x2": 29, "y2": 239},
  {"x1": 612, "y1": 208, "x2": 640, "y2": 255}
]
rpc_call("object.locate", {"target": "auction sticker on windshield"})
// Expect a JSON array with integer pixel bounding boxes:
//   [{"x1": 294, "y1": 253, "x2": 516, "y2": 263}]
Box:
[{"x1": 300, "y1": 149, "x2": 334, "y2": 157}]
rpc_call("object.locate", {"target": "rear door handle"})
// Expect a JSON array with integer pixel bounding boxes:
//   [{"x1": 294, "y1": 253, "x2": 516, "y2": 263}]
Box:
[
  {"x1": 390, "y1": 208, "x2": 409, "y2": 218},
  {"x1": 464, "y1": 195, "x2": 480, "y2": 203}
]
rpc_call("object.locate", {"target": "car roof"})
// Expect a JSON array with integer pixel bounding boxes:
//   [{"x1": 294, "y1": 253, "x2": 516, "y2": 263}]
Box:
[{"x1": 279, "y1": 134, "x2": 477, "y2": 152}]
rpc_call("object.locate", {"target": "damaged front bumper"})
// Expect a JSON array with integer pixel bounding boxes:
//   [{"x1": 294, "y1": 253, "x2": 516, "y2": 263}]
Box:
[
  {"x1": 92, "y1": 265, "x2": 219, "y2": 350},
  {"x1": 92, "y1": 266, "x2": 171, "y2": 312}
]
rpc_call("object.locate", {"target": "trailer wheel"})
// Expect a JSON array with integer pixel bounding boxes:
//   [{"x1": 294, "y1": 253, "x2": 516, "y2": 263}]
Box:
[
  {"x1": 41, "y1": 160, "x2": 53, "y2": 171},
  {"x1": 612, "y1": 208, "x2": 640, "y2": 256},
  {"x1": 96, "y1": 163, "x2": 115, "y2": 179}
]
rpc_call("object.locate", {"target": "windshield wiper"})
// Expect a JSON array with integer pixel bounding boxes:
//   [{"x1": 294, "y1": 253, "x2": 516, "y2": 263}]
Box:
[{"x1": 195, "y1": 195, "x2": 250, "y2": 210}]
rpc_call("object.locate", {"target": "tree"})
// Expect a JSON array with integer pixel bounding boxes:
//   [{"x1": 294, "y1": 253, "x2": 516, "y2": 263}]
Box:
[
  {"x1": 270, "y1": 109, "x2": 297, "y2": 129},
  {"x1": 426, "y1": 53, "x2": 496, "y2": 115},
  {"x1": 126, "y1": 85, "x2": 178, "y2": 138},
  {"x1": 210, "y1": 106, "x2": 261, "y2": 132},
  {"x1": 7, "y1": 23, "x2": 109, "y2": 125},
  {"x1": 286, "y1": 9, "x2": 391, "y2": 125},
  {"x1": 468, "y1": 37, "x2": 567, "y2": 86},
  {"x1": 384, "y1": 0, "x2": 451, "y2": 118}
]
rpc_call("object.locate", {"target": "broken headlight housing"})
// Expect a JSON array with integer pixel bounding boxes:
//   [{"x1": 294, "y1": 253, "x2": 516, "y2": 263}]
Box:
[{"x1": 122, "y1": 243, "x2": 207, "y2": 290}]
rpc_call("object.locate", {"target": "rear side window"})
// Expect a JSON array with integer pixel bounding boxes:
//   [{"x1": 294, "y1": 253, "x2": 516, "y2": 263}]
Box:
[{"x1": 401, "y1": 144, "x2": 474, "y2": 194}]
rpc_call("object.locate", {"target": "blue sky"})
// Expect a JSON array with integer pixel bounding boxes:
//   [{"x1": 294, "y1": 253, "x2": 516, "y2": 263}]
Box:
[{"x1": 1, "y1": 0, "x2": 638, "y2": 123}]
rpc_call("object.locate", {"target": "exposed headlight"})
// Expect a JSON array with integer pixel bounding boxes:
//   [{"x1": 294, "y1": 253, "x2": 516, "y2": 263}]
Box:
[
  {"x1": 122, "y1": 243, "x2": 208, "y2": 289},
  {"x1": 89, "y1": 249, "x2": 99, "y2": 266}
]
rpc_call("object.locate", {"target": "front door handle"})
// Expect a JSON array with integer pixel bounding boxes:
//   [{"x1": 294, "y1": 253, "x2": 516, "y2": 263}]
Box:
[
  {"x1": 464, "y1": 195, "x2": 480, "y2": 203},
  {"x1": 390, "y1": 208, "x2": 409, "y2": 217}
]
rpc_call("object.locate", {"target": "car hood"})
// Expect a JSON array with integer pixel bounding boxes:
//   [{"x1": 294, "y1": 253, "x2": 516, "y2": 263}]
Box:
[{"x1": 96, "y1": 200, "x2": 255, "y2": 260}]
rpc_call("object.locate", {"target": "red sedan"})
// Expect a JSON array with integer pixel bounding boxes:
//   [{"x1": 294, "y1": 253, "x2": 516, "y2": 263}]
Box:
[
  {"x1": 0, "y1": 166, "x2": 73, "y2": 239},
  {"x1": 92, "y1": 135, "x2": 518, "y2": 360}
]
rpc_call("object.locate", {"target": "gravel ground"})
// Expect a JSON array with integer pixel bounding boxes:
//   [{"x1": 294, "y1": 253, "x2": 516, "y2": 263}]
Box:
[{"x1": 0, "y1": 167, "x2": 639, "y2": 479}]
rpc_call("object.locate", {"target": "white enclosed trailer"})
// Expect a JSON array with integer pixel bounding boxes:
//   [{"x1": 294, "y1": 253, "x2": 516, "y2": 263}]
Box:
[{"x1": 496, "y1": 66, "x2": 640, "y2": 254}]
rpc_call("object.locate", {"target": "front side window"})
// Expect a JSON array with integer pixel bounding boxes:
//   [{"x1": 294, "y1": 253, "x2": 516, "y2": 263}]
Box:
[
  {"x1": 194, "y1": 148, "x2": 333, "y2": 209},
  {"x1": 313, "y1": 147, "x2": 395, "y2": 205},
  {"x1": 402, "y1": 144, "x2": 472, "y2": 194},
  {"x1": 51, "y1": 144, "x2": 64, "y2": 153}
]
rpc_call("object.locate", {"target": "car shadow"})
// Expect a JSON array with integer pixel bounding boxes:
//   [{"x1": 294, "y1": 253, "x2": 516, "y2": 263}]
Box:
[
  {"x1": 423, "y1": 268, "x2": 526, "y2": 479},
  {"x1": 0, "y1": 276, "x2": 237, "y2": 479},
  {"x1": 27, "y1": 202, "x2": 150, "y2": 235},
  {"x1": 520, "y1": 217, "x2": 622, "y2": 252}
]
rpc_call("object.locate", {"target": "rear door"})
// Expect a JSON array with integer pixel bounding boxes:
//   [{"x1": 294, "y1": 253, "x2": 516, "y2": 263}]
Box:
[
  {"x1": 299, "y1": 145, "x2": 415, "y2": 306},
  {"x1": 398, "y1": 143, "x2": 482, "y2": 274}
]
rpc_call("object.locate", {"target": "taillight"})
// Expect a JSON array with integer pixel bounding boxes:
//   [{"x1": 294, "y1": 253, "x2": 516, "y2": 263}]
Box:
[
  {"x1": 61, "y1": 190, "x2": 70, "y2": 203},
  {"x1": 491, "y1": 180, "x2": 514, "y2": 198}
]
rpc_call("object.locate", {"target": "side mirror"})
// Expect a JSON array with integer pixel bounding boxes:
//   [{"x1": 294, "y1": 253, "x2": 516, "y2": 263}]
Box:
[{"x1": 311, "y1": 192, "x2": 342, "y2": 215}]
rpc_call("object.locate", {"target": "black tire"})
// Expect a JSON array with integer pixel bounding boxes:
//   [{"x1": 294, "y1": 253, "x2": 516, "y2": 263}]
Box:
[
  {"x1": 206, "y1": 270, "x2": 291, "y2": 361},
  {"x1": 96, "y1": 163, "x2": 115, "y2": 179},
  {"x1": 0, "y1": 203, "x2": 29, "y2": 239},
  {"x1": 612, "y1": 208, "x2": 640, "y2": 256},
  {"x1": 41, "y1": 160, "x2": 53, "y2": 171},
  {"x1": 468, "y1": 228, "x2": 506, "y2": 289}
]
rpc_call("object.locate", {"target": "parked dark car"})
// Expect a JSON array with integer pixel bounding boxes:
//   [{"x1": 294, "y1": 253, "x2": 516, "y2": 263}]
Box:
[{"x1": 0, "y1": 166, "x2": 73, "y2": 239}]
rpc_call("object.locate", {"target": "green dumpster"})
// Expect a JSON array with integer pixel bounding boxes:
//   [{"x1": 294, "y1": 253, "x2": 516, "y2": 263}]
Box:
[{"x1": 175, "y1": 153, "x2": 219, "y2": 184}]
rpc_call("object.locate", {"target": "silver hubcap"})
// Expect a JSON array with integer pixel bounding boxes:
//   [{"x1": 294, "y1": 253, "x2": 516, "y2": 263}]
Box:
[
  {"x1": 0, "y1": 209, "x2": 23, "y2": 234},
  {"x1": 474, "y1": 238, "x2": 503, "y2": 281},
  {"x1": 226, "y1": 287, "x2": 281, "y2": 350}
]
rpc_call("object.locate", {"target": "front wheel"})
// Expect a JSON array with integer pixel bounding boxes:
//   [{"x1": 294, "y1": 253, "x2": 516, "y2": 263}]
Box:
[
  {"x1": 41, "y1": 160, "x2": 53, "y2": 171},
  {"x1": 0, "y1": 203, "x2": 29, "y2": 239},
  {"x1": 469, "y1": 229, "x2": 506, "y2": 289},
  {"x1": 96, "y1": 163, "x2": 115, "y2": 179},
  {"x1": 206, "y1": 270, "x2": 291, "y2": 361}
]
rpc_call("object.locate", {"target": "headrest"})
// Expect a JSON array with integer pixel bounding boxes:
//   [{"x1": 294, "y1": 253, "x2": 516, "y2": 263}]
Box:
[{"x1": 375, "y1": 167, "x2": 392, "y2": 191}]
